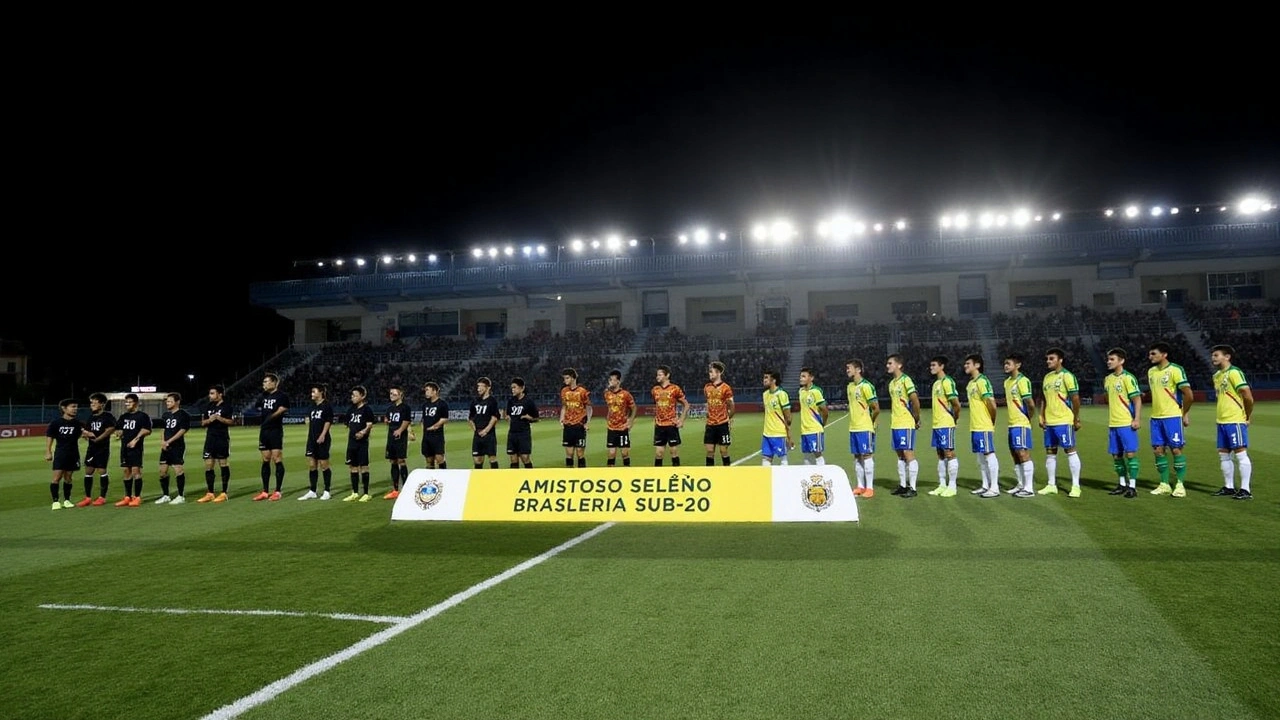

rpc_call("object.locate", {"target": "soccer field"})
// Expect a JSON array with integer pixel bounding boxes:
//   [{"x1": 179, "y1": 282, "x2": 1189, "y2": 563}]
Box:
[{"x1": 1, "y1": 405, "x2": 1277, "y2": 720}]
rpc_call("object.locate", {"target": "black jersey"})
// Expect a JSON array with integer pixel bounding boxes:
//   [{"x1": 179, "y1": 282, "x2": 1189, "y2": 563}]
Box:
[
  {"x1": 86, "y1": 412, "x2": 116, "y2": 447},
  {"x1": 308, "y1": 402, "x2": 334, "y2": 442},
  {"x1": 46, "y1": 417, "x2": 83, "y2": 454},
  {"x1": 347, "y1": 404, "x2": 376, "y2": 441},
  {"x1": 386, "y1": 402, "x2": 410, "y2": 437},
  {"x1": 469, "y1": 395, "x2": 500, "y2": 433},
  {"x1": 161, "y1": 409, "x2": 191, "y2": 441},
  {"x1": 259, "y1": 391, "x2": 290, "y2": 428},
  {"x1": 506, "y1": 396, "x2": 538, "y2": 435},
  {"x1": 422, "y1": 399, "x2": 449, "y2": 435},
  {"x1": 118, "y1": 411, "x2": 152, "y2": 446},
  {"x1": 204, "y1": 402, "x2": 231, "y2": 441}
]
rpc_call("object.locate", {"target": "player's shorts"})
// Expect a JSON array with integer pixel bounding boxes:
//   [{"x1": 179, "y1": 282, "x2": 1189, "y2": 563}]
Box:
[
  {"x1": 970, "y1": 431, "x2": 994, "y2": 454},
  {"x1": 159, "y1": 443, "x2": 186, "y2": 466},
  {"x1": 507, "y1": 433, "x2": 532, "y2": 456},
  {"x1": 890, "y1": 429, "x2": 916, "y2": 452},
  {"x1": 421, "y1": 433, "x2": 445, "y2": 458},
  {"x1": 472, "y1": 432, "x2": 497, "y2": 457},
  {"x1": 761, "y1": 436, "x2": 788, "y2": 458},
  {"x1": 258, "y1": 426, "x2": 283, "y2": 452},
  {"x1": 561, "y1": 424, "x2": 586, "y2": 448},
  {"x1": 1007, "y1": 427, "x2": 1032, "y2": 451},
  {"x1": 203, "y1": 437, "x2": 230, "y2": 461},
  {"x1": 84, "y1": 444, "x2": 110, "y2": 469},
  {"x1": 1149, "y1": 417, "x2": 1185, "y2": 448},
  {"x1": 345, "y1": 440, "x2": 370, "y2": 467},
  {"x1": 1217, "y1": 422, "x2": 1249, "y2": 451},
  {"x1": 53, "y1": 447, "x2": 81, "y2": 472},
  {"x1": 653, "y1": 425, "x2": 681, "y2": 447},
  {"x1": 606, "y1": 429, "x2": 631, "y2": 448},
  {"x1": 385, "y1": 437, "x2": 409, "y2": 460},
  {"x1": 703, "y1": 423, "x2": 731, "y2": 446},
  {"x1": 1108, "y1": 426, "x2": 1139, "y2": 455},
  {"x1": 849, "y1": 431, "x2": 875, "y2": 456},
  {"x1": 930, "y1": 428, "x2": 955, "y2": 451},
  {"x1": 1044, "y1": 424, "x2": 1076, "y2": 449},
  {"x1": 800, "y1": 432, "x2": 825, "y2": 454},
  {"x1": 120, "y1": 446, "x2": 144, "y2": 468},
  {"x1": 306, "y1": 438, "x2": 331, "y2": 461}
]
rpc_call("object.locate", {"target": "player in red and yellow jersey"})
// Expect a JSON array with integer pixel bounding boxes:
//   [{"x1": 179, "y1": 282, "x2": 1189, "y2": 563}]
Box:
[
  {"x1": 651, "y1": 365, "x2": 690, "y2": 467},
  {"x1": 560, "y1": 368, "x2": 592, "y2": 468},
  {"x1": 603, "y1": 370, "x2": 637, "y2": 467},
  {"x1": 703, "y1": 361, "x2": 735, "y2": 466}
]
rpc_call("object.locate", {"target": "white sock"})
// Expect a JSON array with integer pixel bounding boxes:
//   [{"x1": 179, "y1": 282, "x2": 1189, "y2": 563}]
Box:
[
  {"x1": 986, "y1": 454, "x2": 999, "y2": 491},
  {"x1": 977, "y1": 456, "x2": 989, "y2": 490},
  {"x1": 862, "y1": 458, "x2": 874, "y2": 490},
  {"x1": 1219, "y1": 452, "x2": 1234, "y2": 488},
  {"x1": 1068, "y1": 452, "x2": 1081, "y2": 487},
  {"x1": 816, "y1": 456, "x2": 826, "y2": 466},
  {"x1": 780, "y1": 457, "x2": 788, "y2": 466},
  {"x1": 1238, "y1": 452, "x2": 1252, "y2": 491},
  {"x1": 854, "y1": 462, "x2": 865, "y2": 488},
  {"x1": 803, "y1": 455, "x2": 813, "y2": 465},
  {"x1": 762, "y1": 458, "x2": 772, "y2": 467},
  {"x1": 898, "y1": 459, "x2": 907, "y2": 487},
  {"x1": 947, "y1": 458, "x2": 958, "y2": 489},
  {"x1": 1045, "y1": 455, "x2": 1057, "y2": 486},
  {"x1": 937, "y1": 459, "x2": 947, "y2": 487},
  {"x1": 1020, "y1": 461, "x2": 1035, "y2": 490},
  {"x1": 1014, "y1": 462, "x2": 1024, "y2": 490},
  {"x1": 908, "y1": 460, "x2": 919, "y2": 489}
]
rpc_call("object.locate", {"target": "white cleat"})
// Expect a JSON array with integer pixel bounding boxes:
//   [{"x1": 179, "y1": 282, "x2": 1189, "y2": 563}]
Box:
[
  {"x1": 170, "y1": 495, "x2": 185, "y2": 505},
  {"x1": 319, "y1": 491, "x2": 331, "y2": 501},
  {"x1": 298, "y1": 490, "x2": 318, "y2": 501},
  {"x1": 154, "y1": 495, "x2": 171, "y2": 505}
]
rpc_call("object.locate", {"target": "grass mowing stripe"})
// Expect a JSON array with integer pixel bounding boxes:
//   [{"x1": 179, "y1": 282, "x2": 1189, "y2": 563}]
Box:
[{"x1": 38, "y1": 603, "x2": 405, "y2": 624}]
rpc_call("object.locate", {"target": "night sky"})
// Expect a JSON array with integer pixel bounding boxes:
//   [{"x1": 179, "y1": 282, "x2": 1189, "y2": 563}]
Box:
[{"x1": 6, "y1": 26, "x2": 1275, "y2": 400}]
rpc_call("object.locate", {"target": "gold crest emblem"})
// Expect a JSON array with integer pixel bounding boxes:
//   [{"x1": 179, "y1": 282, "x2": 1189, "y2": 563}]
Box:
[
  {"x1": 801, "y1": 473, "x2": 834, "y2": 512},
  {"x1": 414, "y1": 478, "x2": 443, "y2": 509}
]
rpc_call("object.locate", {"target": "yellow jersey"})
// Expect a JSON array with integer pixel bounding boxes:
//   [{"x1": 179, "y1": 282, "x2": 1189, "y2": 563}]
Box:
[
  {"x1": 1004, "y1": 374, "x2": 1033, "y2": 428},
  {"x1": 762, "y1": 388, "x2": 791, "y2": 438},
  {"x1": 1106, "y1": 371, "x2": 1141, "y2": 427},
  {"x1": 966, "y1": 374, "x2": 996, "y2": 432},
  {"x1": 888, "y1": 375, "x2": 918, "y2": 430},
  {"x1": 798, "y1": 386, "x2": 826, "y2": 435},
  {"x1": 1041, "y1": 369, "x2": 1079, "y2": 426},
  {"x1": 847, "y1": 379, "x2": 877, "y2": 433},
  {"x1": 1148, "y1": 363, "x2": 1189, "y2": 419},
  {"x1": 1213, "y1": 366, "x2": 1249, "y2": 424},
  {"x1": 931, "y1": 375, "x2": 958, "y2": 429}
]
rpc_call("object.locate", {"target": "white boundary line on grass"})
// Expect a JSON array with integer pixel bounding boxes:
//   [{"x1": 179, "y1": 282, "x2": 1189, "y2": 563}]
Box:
[{"x1": 38, "y1": 603, "x2": 405, "y2": 624}]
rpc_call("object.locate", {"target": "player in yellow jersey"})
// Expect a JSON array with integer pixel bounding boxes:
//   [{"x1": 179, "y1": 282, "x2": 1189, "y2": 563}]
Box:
[
  {"x1": 1146, "y1": 342, "x2": 1194, "y2": 497},
  {"x1": 760, "y1": 370, "x2": 793, "y2": 466},
  {"x1": 963, "y1": 354, "x2": 1000, "y2": 498},
  {"x1": 1002, "y1": 353, "x2": 1037, "y2": 498},
  {"x1": 927, "y1": 356, "x2": 961, "y2": 497},
  {"x1": 886, "y1": 354, "x2": 921, "y2": 498},
  {"x1": 798, "y1": 367, "x2": 829, "y2": 465},
  {"x1": 1104, "y1": 348, "x2": 1143, "y2": 499},
  {"x1": 845, "y1": 359, "x2": 879, "y2": 497},
  {"x1": 1210, "y1": 344, "x2": 1255, "y2": 500},
  {"x1": 1038, "y1": 347, "x2": 1083, "y2": 497}
]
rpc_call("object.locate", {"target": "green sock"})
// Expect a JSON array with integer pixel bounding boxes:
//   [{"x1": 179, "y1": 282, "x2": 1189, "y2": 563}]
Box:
[
  {"x1": 1126, "y1": 457, "x2": 1141, "y2": 486},
  {"x1": 1155, "y1": 456, "x2": 1170, "y2": 485},
  {"x1": 1113, "y1": 458, "x2": 1126, "y2": 480},
  {"x1": 1172, "y1": 455, "x2": 1187, "y2": 484}
]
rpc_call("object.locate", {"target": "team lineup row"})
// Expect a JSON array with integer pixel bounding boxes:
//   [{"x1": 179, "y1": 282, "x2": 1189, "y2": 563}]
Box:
[{"x1": 41, "y1": 343, "x2": 1256, "y2": 509}]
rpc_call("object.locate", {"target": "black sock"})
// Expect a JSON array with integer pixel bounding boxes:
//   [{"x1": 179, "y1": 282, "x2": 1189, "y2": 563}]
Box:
[
  {"x1": 220, "y1": 466, "x2": 231, "y2": 493},
  {"x1": 205, "y1": 469, "x2": 215, "y2": 494},
  {"x1": 607, "y1": 458, "x2": 616, "y2": 466},
  {"x1": 309, "y1": 469, "x2": 319, "y2": 492},
  {"x1": 322, "y1": 468, "x2": 332, "y2": 491},
  {"x1": 100, "y1": 475, "x2": 109, "y2": 497},
  {"x1": 125, "y1": 478, "x2": 134, "y2": 497},
  {"x1": 474, "y1": 461, "x2": 483, "y2": 469},
  {"x1": 577, "y1": 458, "x2": 586, "y2": 468},
  {"x1": 361, "y1": 472, "x2": 370, "y2": 494},
  {"x1": 672, "y1": 457, "x2": 681, "y2": 467},
  {"x1": 50, "y1": 482, "x2": 59, "y2": 501},
  {"x1": 260, "y1": 461, "x2": 270, "y2": 491},
  {"x1": 348, "y1": 472, "x2": 358, "y2": 493},
  {"x1": 134, "y1": 478, "x2": 142, "y2": 497},
  {"x1": 160, "y1": 475, "x2": 170, "y2": 496},
  {"x1": 84, "y1": 475, "x2": 93, "y2": 498},
  {"x1": 389, "y1": 464, "x2": 399, "y2": 490},
  {"x1": 490, "y1": 461, "x2": 499, "y2": 469},
  {"x1": 62, "y1": 481, "x2": 72, "y2": 501},
  {"x1": 655, "y1": 459, "x2": 663, "y2": 466},
  {"x1": 510, "y1": 462, "x2": 519, "y2": 468},
  {"x1": 523, "y1": 462, "x2": 533, "y2": 468},
  {"x1": 274, "y1": 463, "x2": 285, "y2": 492},
  {"x1": 176, "y1": 474, "x2": 185, "y2": 496},
  {"x1": 565, "y1": 457, "x2": 574, "y2": 467},
  {"x1": 706, "y1": 457, "x2": 715, "y2": 466},
  {"x1": 721, "y1": 456, "x2": 731, "y2": 466},
  {"x1": 438, "y1": 461, "x2": 447, "y2": 469},
  {"x1": 623, "y1": 457, "x2": 631, "y2": 466}
]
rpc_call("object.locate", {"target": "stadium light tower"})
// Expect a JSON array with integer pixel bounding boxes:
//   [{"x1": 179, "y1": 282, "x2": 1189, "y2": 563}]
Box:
[
  {"x1": 751, "y1": 223, "x2": 768, "y2": 242},
  {"x1": 939, "y1": 215, "x2": 953, "y2": 230},
  {"x1": 770, "y1": 219, "x2": 795, "y2": 244},
  {"x1": 1124, "y1": 205, "x2": 1140, "y2": 218},
  {"x1": 427, "y1": 253, "x2": 438, "y2": 263},
  {"x1": 472, "y1": 248, "x2": 484, "y2": 258},
  {"x1": 953, "y1": 213, "x2": 968, "y2": 230},
  {"x1": 693, "y1": 228, "x2": 709, "y2": 244},
  {"x1": 570, "y1": 239, "x2": 585, "y2": 253},
  {"x1": 1012, "y1": 208, "x2": 1031, "y2": 226},
  {"x1": 895, "y1": 219, "x2": 907, "y2": 231},
  {"x1": 1238, "y1": 196, "x2": 1267, "y2": 214}
]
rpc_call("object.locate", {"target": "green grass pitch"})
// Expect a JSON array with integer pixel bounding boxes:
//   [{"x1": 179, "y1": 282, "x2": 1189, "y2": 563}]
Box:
[{"x1": 1, "y1": 405, "x2": 1277, "y2": 719}]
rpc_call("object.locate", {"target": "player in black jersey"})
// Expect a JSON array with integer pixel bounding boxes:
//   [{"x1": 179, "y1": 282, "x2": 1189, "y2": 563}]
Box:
[
  {"x1": 114, "y1": 393, "x2": 152, "y2": 507},
  {"x1": 199, "y1": 385, "x2": 233, "y2": 503},
  {"x1": 156, "y1": 393, "x2": 191, "y2": 504},
  {"x1": 504, "y1": 377, "x2": 539, "y2": 468},
  {"x1": 383, "y1": 386, "x2": 412, "y2": 499},
  {"x1": 344, "y1": 386, "x2": 376, "y2": 502},
  {"x1": 45, "y1": 399, "x2": 90, "y2": 509},
  {"x1": 420, "y1": 382, "x2": 449, "y2": 469},
  {"x1": 469, "y1": 377, "x2": 501, "y2": 469},
  {"x1": 78, "y1": 392, "x2": 116, "y2": 506},
  {"x1": 255, "y1": 373, "x2": 290, "y2": 501},
  {"x1": 299, "y1": 384, "x2": 334, "y2": 500}
]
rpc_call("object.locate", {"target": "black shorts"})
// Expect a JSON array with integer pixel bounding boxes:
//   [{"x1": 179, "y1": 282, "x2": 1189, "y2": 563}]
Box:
[
  {"x1": 306, "y1": 438, "x2": 331, "y2": 461},
  {"x1": 703, "y1": 423, "x2": 731, "y2": 447},
  {"x1": 385, "y1": 438, "x2": 409, "y2": 460},
  {"x1": 507, "y1": 433, "x2": 532, "y2": 456},
  {"x1": 653, "y1": 425, "x2": 682, "y2": 447},
  {"x1": 562, "y1": 424, "x2": 587, "y2": 448},
  {"x1": 345, "y1": 441, "x2": 370, "y2": 467},
  {"x1": 421, "y1": 434, "x2": 445, "y2": 458},
  {"x1": 203, "y1": 436, "x2": 230, "y2": 460},
  {"x1": 472, "y1": 433, "x2": 497, "y2": 457},
  {"x1": 258, "y1": 426, "x2": 284, "y2": 451},
  {"x1": 84, "y1": 444, "x2": 110, "y2": 469},
  {"x1": 53, "y1": 447, "x2": 81, "y2": 472},
  {"x1": 120, "y1": 446, "x2": 144, "y2": 468},
  {"x1": 606, "y1": 429, "x2": 631, "y2": 448},
  {"x1": 159, "y1": 443, "x2": 186, "y2": 466}
]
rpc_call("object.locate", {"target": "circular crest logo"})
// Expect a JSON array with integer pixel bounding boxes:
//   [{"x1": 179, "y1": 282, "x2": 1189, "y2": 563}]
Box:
[
  {"x1": 801, "y1": 473, "x2": 834, "y2": 512},
  {"x1": 415, "y1": 478, "x2": 443, "y2": 509}
]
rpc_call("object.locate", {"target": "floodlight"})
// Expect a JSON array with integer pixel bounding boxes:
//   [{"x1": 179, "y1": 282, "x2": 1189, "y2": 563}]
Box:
[
  {"x1": 571, "y1": 240, "x2": 584, "y2": 252},
  {"x1": 1034, "y1": 215, "x2": 1043, "y2": 222},
  {"x1": 752, "y1": 223, "x2": 768, "y2": 241},
  {"x1": 718, "y1": 232, "x2": 727, "y2": 241},
  {"x1": 678, "y1": 234, "x2": 689, "y2": 244},
  {"x1": 693, "y1": 228, "x2": 709, "y2": 244},
  {"x1": 335, "y1": 259, "x2": 345, "y2": 266},
  {"x1": 770, "y1": 219, "x2": 795, "y2": 243},
  {"x1": 355, "y1": 258, "x2": 366, "y2": 266},
  {"x1": 428, "y1": 253, "x2": 438, "y2": 263},
  {"x1": 382, "y1": 254, "x2": 393, "y2": 264},
  {"x1": 829, "y1": 214, "x2": 854, "y2": 241},
  {"x1": 590, "y1": 239, "x2": 600, "y2": 249},
  {"x1": 316, "y1": 261, "x2": 324, "y2": 267},
  {"x1": 978, "y1": 212, "x2": 994, "y2": 229},
  {"x1": 1169, "y1": 207, "x2": 1180, "y2": 215},
  {"x1": 939, "y1": 215, "x2": 952, "y2": 229},
  {"x1": 407, "y1": 254, "x2": 417, "y2": 263},
  {"x1": 607, "y1": 236, "x2": 621, "y2": 250},
  {"x1": 1012, "y1": 209, "x2": 1031, "y2": 226},
  {"x1": 1150, "y1": 206, "x2": 1163, "y2": 217},
  {"x1": 995, "y1": 214, "x2": 1008, "y2": 227},
  {"x1": 487, "y1": 248, "x2": 498, "y2": 258},
  {"x1": 1238, "y1": 196, "x2": 1263, "y2": 214},
  {"x1": 628, "y1": 239, "x2": 638, "y2": 247},
  {"x1": 895, "y1": 219, "x2": 907, "y2": 230},
  {"x1": 1124, "y1": 205, "x2": 1139, "y2": 218},
  {"x1": 853, "y1": 221, "x2": 867, "y2": 235},
  {"x1": 504, "y1": 246, "x2": 514, "y2": 257},
  {"x1": 537, "y1": 245, "x2": 547, "y2": 255},
  {"x1": 1263, "y1": 202, "x2": 1274, "y2": 212},
  {"x1": 954, "y1": 213, "x2": 969, "y2": 229},
  {"x1": 873, "y1": 223, "x2": 883, "y2": 232},
  {"x1": 472, "y1": 248, "x2": 483, "y2": 258},
  {"x1": 1051, "y1": 212, "x2": 1061, "y2": 221},
  {"x1": 1104, "y1": 208, "x2": 1114, "y2": 217}
]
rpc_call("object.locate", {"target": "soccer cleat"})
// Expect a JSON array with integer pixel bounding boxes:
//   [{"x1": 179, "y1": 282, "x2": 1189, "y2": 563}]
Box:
[
  {"x1": 970, "y1": 487, "x2": 986, "y2": 495},
  {"x1": 298, "y1": 490, "x2": 317, "y2": 501},
  {"x1": 1171, "y1": 484, "x2": 1187, "y2": 498},
  {"x1": 1108, "y1": 484, "x2": 1128, "y2": 496},
  {"x1": 1013, "y1": 489, "x2": 1035, "y2": 498},
  {"x1": 939, "y1": 488, "x2": 956, "y2": 497},
  {"x1": 1005, "y1": 485, "x2": 1020, "y2": 495},
  {"x1": 52, "y1": 501, "x2": 62, "y2": 510},
  {"x1": 343, "y1": 492, "x2": 360, "y2": 502},
  {"x1": 861, "y1": 488, "x2": 874, "y2": 498},
  {"x1": 1212, "y1": 487, "x2": 1235, "y2": 497},
  {"x1": 1068, "y1": 486, "x2": 1081, "y2": 498},
  {"x1": 269, "y1": 491, "x2": 282, "y2": 501},
  {"x1": 358, "y1": 493, "x2": 372, "y2": 502},
  {"x1": 1123, "y1": 488, "x2": 1137, "y2": 499},
  {"x1": 927, "y1": 486, "x2": 944, "y2": 496},
  {"x1": 853, "y1": 487, "x2": 865, "y2": 496},
  {"x1": 319, "y1": 491, "x2": 331, "y2": 500},
  {"x1": 1038, "y1": 484, "x2": 1058, "y2": 495},
  {"x1": 75, "y1": 496, "x2": 93, "y2": 508},
  {"x1": 115, "y1": 497, "x2": 132, "y2": 507},
  {"x1": 890, "y1": 485, "x2": 907, "y2": 496},
  {"x1": 1150, "y1": 483, "x2": 1172, "y2": 495},
  {"x1": 252, "y1": 491, "x2": 270, "y2": 502},
  {"x1": 170, "y1": 496, "x2": 185, "y2": 505},
  {"x1": 197, "y1": 492, "x2": 216, "y2": 503},
  {"x1": 900, "y1": 488, "x2": 917, "y2": 498},
  {"x1": 155, "y1": 495, "x2": 171, "y2": 505},
  {"x1": 91, "y1": 497, "x2": 107, "y2": 506},
  {"x1": 1233, "y1": 489, "x2": 1253, "y2": 501},
  {"x1": 385, "y1": 490, "x2": 400, "y2": 500},
  {"x1": 213, "y1": 492, "x2": 228, "y2": 503},
  {"x1": 128, "y1": 496, "x2": 142, "y2": 507},
  {"x1": 980, "y1": 489, "x2": 1000, "y2": 498}
]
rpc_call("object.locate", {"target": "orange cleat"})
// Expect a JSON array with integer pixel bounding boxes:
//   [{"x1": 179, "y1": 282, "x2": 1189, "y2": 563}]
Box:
[
  {"x1": 128, "y1": 496, "x2": 142, "y2": 507},
  {"x1": 852, "y1": 487, "x2": 865, "y2": 496},
  {"x1": 213, "y1": 492, "x2": 229, "y2": 503},
  {"x1": 75, "y1": 496, "x2": 94, "y2": 508},
  {"x1": 861, "y1": 488, "x2": 874, "y2": 499},
  {"x1": 252, "y1": 491, "x2": 270, "y2": 501},
  {"x1": 91, "y1": 497, "x2": 107, "y2": 506},
  {"x1": 383, "y1": 490, "x2": 400, "y2": 500},
  {"x1": 197, "y1": 492, "x2": 216, "y2": 503},
  {"x1": 114, "y1": 497, "x2": 132, "y2": 507},
  {"x1": 268, "y1": 491, "x2": 282, "y2": 501}
]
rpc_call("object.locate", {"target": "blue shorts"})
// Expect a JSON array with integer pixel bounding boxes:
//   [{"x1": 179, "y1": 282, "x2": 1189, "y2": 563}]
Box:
[
  {"x1": 890, "y1": 429, "x2": 916, "y2": 452},
  {"x1": 1007, "y1": 427, "x2": 1032, "y2": 451},
  {"x1": 849, "y1": 431, "x2": 875, "y2": 456},
  {"x1": 930, "y1": 427, "x2": 955, "y2": 451},
  {"x1": 800, "y1": 433, "x2": 824, "y2": 454},
  {"x1": 1217, "y1": 423, "x2": 1249, "y2": 451},
  {"x1": 1108, "y1": 426, "x2": 1139, "y2": 455},
  {"x1": 761, "y1": 436, "x2": 788, "y2": 458},
  {"x1": 1149, "y1": 417, "x2": 1185, "y2": 448},
  {"x1": 1044, "y1": 424, "x2": 1076, "y2": 449},
  {"x1": 970, "y1": 431, "x2": 994, "y2": 454}
]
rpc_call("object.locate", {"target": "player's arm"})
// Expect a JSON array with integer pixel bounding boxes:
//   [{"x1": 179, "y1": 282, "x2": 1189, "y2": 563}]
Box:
[
  {"x1": 559, "y1": 402, "x2": 566, "y2": 425},
  {"x1": 359, "y1": 420, "x2": 374, "y2": 439},
  {"x1": 626, "y1": 395, "x2": 637, "y2": 428},
  {"x1": 1037, "y1": 393, "x2": 1047, "y2": 428},
  {"x1": 1070, "y1": 390, "x2": 1081, "y2": 428},
  {"x1": 676, "y1": 393, "x2": 689, "y2": 426},
  {"x1": 169, "y1": 427, "x2": 188, "y2": 444},
  {"x1": 1178, "y1": 382, "x2": 1194, "y2": 424},
  {"x1": 583, "y1": 394, "x2": 592, "y2": 426},
  {"x1": 818, "y1": 393, "x2": 829, "y2": 425},
  {"x1": 319, "y1": 420, "x2": 332, "y2": 442},
  {"x1": 396, "y1": 418, "x2": 411, "y2": 438},
  {"x1": 868, "y1": 389, "x2": 880, "y2": 427},
  {"x1": 131, "y1": 426, "x2": 152, "y2": 447},
  {"x1": 948, "y1": 393, "x2": 961, "y2": 423},
  {"x1": 267, "y1": 402, "x2": 288, "y2": 423},
  {"x1": 781, "y1": 405, "x2": 794, "y2": 446},
  {"x1": 1023, "y1": 390, "x2": 1037, "y2": 426},
  {"x1": 44, "y1": 433, "x2": 54, "y2": 460},
  {"x1": 983, "y1": 395, "x2": 997, "y2": 424},
  {"x1": 483, "y1": 413, "x2": 499, "y2": 436},
  {"x1": 908, "y1": 392, "x2": 921, "y2": 428},
  {"x1": 725, "y1": 395, "x2": 735, "y2": 423},
  {"x1": 1241, "y1": 386, "x2": 1254, "y2": 424},
  {"x1": 1129, "y1": 385, "x2": 1142, "y2": 430},
  {"x1": 524, "y1": 401, "x2": 539, "y2": 423},
  {"x1": 92, "y1": 423, "x2": 116, "y2": 442},
  {"x1": 215, "y1": 413, "x2": 234, "y2": 426}
]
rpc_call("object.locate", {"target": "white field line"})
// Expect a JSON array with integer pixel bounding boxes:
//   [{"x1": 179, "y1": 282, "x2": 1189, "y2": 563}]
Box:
[{"x1": 38, "y1": 603, "x2": 404, "y2": 624}]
